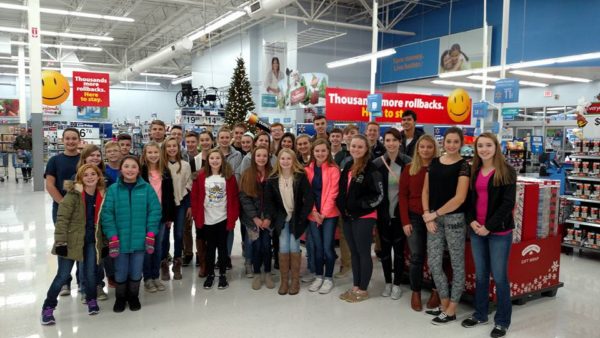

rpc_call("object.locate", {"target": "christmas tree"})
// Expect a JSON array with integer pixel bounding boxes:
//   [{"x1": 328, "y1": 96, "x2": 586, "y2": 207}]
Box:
[{"x1": 224, "y1": 57, "x2": 255, "y2": 131}]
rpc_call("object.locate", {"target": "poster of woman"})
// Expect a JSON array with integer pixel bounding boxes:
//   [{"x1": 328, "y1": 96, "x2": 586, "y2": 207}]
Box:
[
  {"x1": 0, "y1": 99, "x2": 19, "y2": 117},
  {"x1": 265, "y1": 56, "x2": 284, "y2": 94},
  {"x1": 438, "y1": 27, "x2": 492, "y2": 73}
]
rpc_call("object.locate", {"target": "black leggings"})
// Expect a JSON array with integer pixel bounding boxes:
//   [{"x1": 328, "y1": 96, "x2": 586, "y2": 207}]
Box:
[
  {"x1": 343, "y1": 217, "x2": 376, "y2": 291},
  {"x1": 378, "y1": 217, "x2": 404, "y2": 285},
  {"x1": 204, "y1": 220, "x2": 228, "y2": 277}
]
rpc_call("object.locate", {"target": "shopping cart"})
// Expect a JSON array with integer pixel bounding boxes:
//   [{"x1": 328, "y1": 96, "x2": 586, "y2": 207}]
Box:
[
  {"x1": 12, "y1": 150, "x2": 32, "y2": 183},
  {"x1": 0, "y1": 152, "x2": 8, "y2": 182}
]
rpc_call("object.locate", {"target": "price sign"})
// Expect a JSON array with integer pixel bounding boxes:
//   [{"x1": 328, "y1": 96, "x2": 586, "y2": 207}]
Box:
[
  {"x1": 182, "y1": 115, "x2": 223, "y2": 126},
  {"x1": 494, "y1": 78, "x2": 520, "y2": 103},
  {"x1": 75, "y1": 127, "x2": 100, "y2": 139}
]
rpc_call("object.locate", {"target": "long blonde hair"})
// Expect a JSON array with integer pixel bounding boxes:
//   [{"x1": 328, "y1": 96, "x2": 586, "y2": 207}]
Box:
[
  {"x1": 141, "y1": 141, "x2": 165, "y2": 173},
  {"x1": 271, "y1": 148, "x2": 305, "y2": 177},
  {"x1": 409, "y1": 135, "x2": 438, "y2": 176},
  {"x1": 471, "y1": 133, "x2": 515, "y2": 186},
  {"x1": 161, "y1": 136, "x2": 183, "y2": 174}
]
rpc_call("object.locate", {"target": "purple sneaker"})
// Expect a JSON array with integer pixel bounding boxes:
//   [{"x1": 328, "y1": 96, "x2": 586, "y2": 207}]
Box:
[
  {"x1": 87, "y1": 299, "x2": 100, "y2": 315},
  {"x1": 41, "y1": 307, "x2": 55, "y2": 325}
]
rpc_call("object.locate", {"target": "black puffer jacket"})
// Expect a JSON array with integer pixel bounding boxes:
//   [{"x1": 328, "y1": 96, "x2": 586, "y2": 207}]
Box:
[
  {"x1": 337, "y1": 160, "x2": 384, "y2": 220},
  {"x1": 372, "y1": 153, "x2": 412, "y2": 227},
  {"x1": 265, "y1": 172, "x2": 314, "y2": 239},
  {"x1": 239, "y1": 179, "x2": 270, "y2": 230}
]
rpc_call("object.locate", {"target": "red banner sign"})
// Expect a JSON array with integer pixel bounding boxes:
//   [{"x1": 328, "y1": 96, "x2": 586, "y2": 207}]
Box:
[
  {"x1": 586, "y1": 102, "x2": 600, "y2": 114},
  {"x1": 325, "y1": 87, "x2": 471, "y2": 125},
  {"x1": 72, "y1": 71, "x2": 110, "y2": 107}
]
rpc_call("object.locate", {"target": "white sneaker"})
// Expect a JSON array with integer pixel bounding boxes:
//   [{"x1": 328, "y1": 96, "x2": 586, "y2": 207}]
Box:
[
  {"x1": 318, "y1": 279, "x2": 334, "y2": 294},
  {"x1": 308, "y1": 277, "x2": 323, "y2": 292},
  {"x1": 245, "y1": 262, "x2": 254, "y2": 278},
  {"x1": 301, "y1": 272, "x2": 316, "y2": 283},
  {"x1": 153, "y1": 279, "x2": 166, "y2": 291},
  {"x1": 391, "y1": 285, "x2": 403, "y2": 300},
  {"x1": 80, "y1": 293, "x2": 87, "y2": 304},
  {"x1": 96, "y1": 286, "x2": 108, "y2": 300},
  {"x1": 144, "y1": 280, "x2": 157, "y2": 293},
  {"x1": 381, "y1": 283, "x2": 392, "y2": 297},
  {"x1": 59, "y1": 285, "x2": 70, "y2": 296}
]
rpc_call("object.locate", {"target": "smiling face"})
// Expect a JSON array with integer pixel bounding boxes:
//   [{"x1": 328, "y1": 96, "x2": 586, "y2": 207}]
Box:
[
  {"x1": 165, "y1": 139, "x2": 180, "y2": 159},
  {"x1": 208, "y1": 152, "x2": 223, "y2": 173},
  {"x1": 42, "y1": 71, "x2": 70, "y2": 106},
  {"x1": 329, "y1": 132, "x2": 342, "y2": 147},
  {"x1": 443, "y1": 132, "x2": 463, "y2": 155},
  {"x1": 254, "y1": 148, "x2": 269, "y2": 168},
  {"x1": 82, "y1": 167, "x2": 100, "y2": 189},
  {"x1": 121, "y1": 158, "x2": 139, "y2": 183},
  {"x1": 366, "y1": 124, "x2": 379, "y2": 144},
  {"x1": 233, "y1": 127, "x2": 245, "y2": 144},
  {"x1": 63, "y1": 130, "x2": 80, "y2": 153},
  {"x1": 281, "y1": 136, "x2": 294, "y2": 149},
  {"x1": 185, "y1": 136, "x2": 198, "y2": 156},
  {"x1": 350, "y1": 137, "x2": 368, "y2": 160},
  {"x1": 278, "y1": 152, "x2": 293, "y2": 170},
  {"x1": 313, "y1": 118, "x2": 327, "y2": 135},
  {"x1": 417, "y1": 139, "x2": 435, "y2": 161},
  {"x1": 151, "y1": 124, "x2": 166, "y2": 142},
  {"x1": 447, "y1": 88, "x2": 471, "y2": 123},
  {"x1": 170, "y1": 128, "x2": 183, "y2": 144},
  {"x1": 313, "y1": 144, "x2": 329, "y2": 165},
  {"x1": 476, "y1": 136, "x2": 496, "y2": 162},
  {"x1": 199, "y1": 133, "x2": 213, "y2": 150},
  {"x1": 270, "y1": 125, "x2": 283, "y2": 141},
  {"x1": 105, "y1": 146, "x2": 121, "y2": 162},
  {"x1": 296, "y1": 137, "x2": 310, "y2": 156},
  {"x1": 241, "y1": 135, "x2": 253, "y2": 153},
  {"x1": 401, "y1": 115, "x2": 415, "y2": 132},
  {"x1": 218, "y1": 131, "x2": 231, "y2": 148},
  {"x1": 85, "y1": 150, "x2": 102, "y2": 167},
  {"x1": 255, "y1": 135, "x2": 270, "y2": 149},
  {"x1": 118, "y1": 139, "x2": 131, "y2": 156},
  {"x1": 384, "y1": 133, "x2": 400, "y2": 154},
  {"x1": 145, "y1": 145, "x2": 160, "y2": 165}
]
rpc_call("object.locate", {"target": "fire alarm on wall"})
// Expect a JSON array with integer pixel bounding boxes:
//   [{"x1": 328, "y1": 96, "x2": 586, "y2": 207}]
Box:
[{"x1": 554, "y1": 94, "x2": 560, "y2": 100}]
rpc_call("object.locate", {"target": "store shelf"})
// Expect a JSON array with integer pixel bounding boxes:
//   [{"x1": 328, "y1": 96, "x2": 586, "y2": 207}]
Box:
[
  {"x1": 565, "y1": 219, "x2": 600, "y2": 228},
  {"x1": 565, "y1": 196, "x2": 600, "y2": 204},
  {"x1": 570, "y1": 155, "x2": 600, "y2": 160},
  {"x1": 567, "y1": 176, "x2": 600, "y2": 182},
  {"x1": 562, "y1": 242, "x2": 600, "y2": 254}
]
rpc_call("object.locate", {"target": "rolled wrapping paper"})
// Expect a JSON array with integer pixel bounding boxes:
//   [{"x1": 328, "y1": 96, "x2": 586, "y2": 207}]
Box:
[{"x1": 246, "y1": 113, "x2": 271, "y2": 133}]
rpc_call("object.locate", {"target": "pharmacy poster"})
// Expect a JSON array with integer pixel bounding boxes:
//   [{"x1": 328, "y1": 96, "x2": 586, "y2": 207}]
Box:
[{"x1": 72, "y1": 71, "x2": 110, "y2": 107}]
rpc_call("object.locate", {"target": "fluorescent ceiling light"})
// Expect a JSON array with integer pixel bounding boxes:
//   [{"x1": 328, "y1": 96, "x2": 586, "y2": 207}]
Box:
[
  {"x1": 172, "y1": 75, "x2": 192, "y2": 85},
  {"x1": 0, "y1": 72, "x2": 29, "y2": 77},
  {"x1": 0, "y1": 26, "x2": 113, "y2": 41},
  {"x1": 0, "y1": 2, "x2": 134, "y2": 22},
  {"x1": 10, "y1": 41, "x2": 102, "y2": 51},
  {"x1": 547, "y1": 107, "x2": 567, "y2": 111},
  {"x1": 431, "y1": 80, "x2": 495, "y2": 90},
  {"x1": 510, "y1": 70, "x2": 591, "y2": 83},
  {"x1": 140, "y1": 72, "x2": 178, "y2": 79},
  {"x1": 468, "y1": 75, "x2": 548, "y2": 88},
  {"x1": 188, "y1": 10, "x2": 246, "y2": 41},
  {"x1": 120, "y1": 81, "x2": 161, "y2": 86},
  {"x1": 327, "y1": 48, "x2": 396, "y2": 69}
]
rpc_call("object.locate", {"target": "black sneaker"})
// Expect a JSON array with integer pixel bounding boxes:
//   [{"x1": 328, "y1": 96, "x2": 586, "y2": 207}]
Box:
[
  {"x1": 431, "y1": 312, "x2": 457, "y2": 325},
  {"x1": 218, "y1": 275, "x2": 229, "y2": 289},
  {"x1": 226, "y1": 257, "x2": 233, "y2": 270},
  {"x1": 490, "y1": 325, "x2": 508, "y2": 337},
  {"x1": 425, "y1": 307, "x2": 442, "y2": 316},
  {"x1": 182, "y1": 255, "x2": 193, "y2": 267},
  {"x1": 203, "y1": 275, "x2": 215, "y2": 289},
  {"x1": 462, "y1": 316, "x2": 488, "y2": 328}
]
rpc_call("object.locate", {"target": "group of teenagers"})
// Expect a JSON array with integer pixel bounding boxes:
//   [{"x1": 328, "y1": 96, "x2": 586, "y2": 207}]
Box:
[{"x1": 40, "y1": 112, "x2": 516, "y2": 338}]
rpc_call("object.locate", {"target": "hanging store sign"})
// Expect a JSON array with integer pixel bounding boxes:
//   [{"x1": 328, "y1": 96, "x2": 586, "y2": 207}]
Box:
[
  {"x1": 72, "y1": 71, "x2": 110, "y2": 107},
  {"x1": 494, "y1": 78, "x2": 520, "y2": 103}
]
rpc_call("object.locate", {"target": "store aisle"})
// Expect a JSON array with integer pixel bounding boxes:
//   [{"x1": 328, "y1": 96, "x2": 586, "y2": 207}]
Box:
[{"x1": 0, "y1": 180, "x2": 599, "y2": 338}]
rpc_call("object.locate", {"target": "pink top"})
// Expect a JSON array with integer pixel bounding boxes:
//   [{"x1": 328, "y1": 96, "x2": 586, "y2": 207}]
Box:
[
  {"x1": 149, "y1": 170, "x2": 162, "y2": 203},
  {"x1": 476, "y1": 169, "x2": 511, "y2": 236},
  {"x1": 347, "y1": 171, "x2": 377, "y2": 220}
]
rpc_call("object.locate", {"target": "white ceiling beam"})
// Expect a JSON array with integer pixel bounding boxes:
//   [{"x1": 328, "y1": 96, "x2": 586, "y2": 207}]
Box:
[{"x1": 271, "y1": 13, "x2": 414, "y2": 36}]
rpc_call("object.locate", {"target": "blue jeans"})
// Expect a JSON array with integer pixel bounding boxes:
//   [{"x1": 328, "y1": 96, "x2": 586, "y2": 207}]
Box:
[
  {"x1": 162, "y1": 205, "x2": 185, "y2": 259},
  {"x1": 78, "y1": 243, "x2": 101, "y2": 297},
  {"x1": 279, "y1": 222, "x2": 300, "y2": 253},
  {"x1": 143, "y1": 223, "x2": 166, "y2": 280},
  {"x1": 251, "y1": 229, "x2": 272, "y2": 273},
  {"x1": 43, "y1": 256, "x2": 76, "y2": 309},
  {"x1": 52, "y1": 202, "x2": 80, "y2": 288},
  {"x1": 114, "y1": 252, "x2": 145, "y2": 283},
  {"x1": 470, "y1": 230, "x2": 513, "y2": 328},
  {"x1": 305, "y1": 229, "x2": 315, "y2": 273},
  {"x1": 308, "y1": 218, "x2": 337, "y2": 278},
  {"x1": 243, "y1": 228, "x2": 253, "y2": 262}
]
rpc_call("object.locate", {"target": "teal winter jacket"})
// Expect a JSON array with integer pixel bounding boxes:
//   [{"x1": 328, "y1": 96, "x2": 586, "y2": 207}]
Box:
[{"x1": 100, "y1": 177, "x2": 161, "y2": 253}]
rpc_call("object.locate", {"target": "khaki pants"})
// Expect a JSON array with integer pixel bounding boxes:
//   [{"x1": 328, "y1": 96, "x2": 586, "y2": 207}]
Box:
[{"x1": 338, "y1": 217, "x2": 351, "y2": 269}]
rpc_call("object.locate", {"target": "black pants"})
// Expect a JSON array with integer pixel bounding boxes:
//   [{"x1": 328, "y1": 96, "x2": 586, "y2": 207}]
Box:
[
  {"x1": 406, "y1": 212, "x2": 427, "y2": 292},
  {"x1": 343, "y1": 217, "x2": 376, "y2": 291},
  {"x1": 378, "y1": 217, "x2": 404, "y2": 285},
  {"x1": 204, "y1": 220, "x2": 228, "y2": 277}
]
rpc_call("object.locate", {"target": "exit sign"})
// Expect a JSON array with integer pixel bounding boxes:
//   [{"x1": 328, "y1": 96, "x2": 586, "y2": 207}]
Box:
[{"x1": 544, "y1": 90, "x2": 553, "y2": 97}]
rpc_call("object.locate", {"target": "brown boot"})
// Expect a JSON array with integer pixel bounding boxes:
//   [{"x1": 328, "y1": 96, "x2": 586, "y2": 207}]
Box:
[
  {"x1": 289, "y1": 252, "x2": 301, "y2": 295},
  {"x1": 278, "y1": 253, "x2": 290, "y2": 295},
  {"x1": 411, "y1": 291, "x2": 423, "y2": 312},
  {"x1": 426, "y1": 289, "x2": 441, "y2": 309},
  {"x1": 197, "y1": 240, "x2": 207, "y2": 278},
  {"x1": 160, "y1": 259, "x2": 170, "y2": 281},
  {"x1": 172, "y1": 257, "x2": 183, "y2": 280}
]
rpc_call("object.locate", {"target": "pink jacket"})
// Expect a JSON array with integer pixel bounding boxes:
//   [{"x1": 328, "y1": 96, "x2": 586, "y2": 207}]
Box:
[{"x1": 305, "y1": 161, "x2": 340, "y2": 221}]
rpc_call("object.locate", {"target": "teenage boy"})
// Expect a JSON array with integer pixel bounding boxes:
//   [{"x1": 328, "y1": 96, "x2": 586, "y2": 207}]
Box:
[
  {"x1": 342, "y1": 124, "x2": 359, "y2": 147},
  {"x1": 311, "y1": 115, "x2": 328, "y2": 142},
  {"x1": 329, "y1": 128, "x2": 349, "y2": 165},
  {"x1": 270, "y1": 122, "x2": 284, "y2": 154},
  {"x1": 45, "y1": 127, "x2": 81, "y2": 296},
  {"x1": 170, "y1": 125, "x2": 187, "y2": 159},
  {"x1": 104, "y1": 141, "x2": 121, "y2": 187},
  {"x1": 232, "y1": 123, "x2": 247, "y2": 155},
  {"x1": 150, "y1": 120, "x2": 167, "y2": 144},
  {"x1": 366, "y1": 121, "x2": 385, "y2": 159},
  {"x1": 117, "y1": 134, "x2": 134, "y2": 156},
  {"x1": 399, "y1": 110, "x2": 425, "y2": 158}
]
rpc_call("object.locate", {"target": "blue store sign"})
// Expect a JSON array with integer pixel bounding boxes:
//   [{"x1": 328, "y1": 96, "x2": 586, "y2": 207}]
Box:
[
  {"x1": 494, "y1": 78, "x2": 520, "y2": 103},
  {"x1": 472, "y1": 101, "x2": 489, "y2": 118},
  {"x1": 367, "y1": 93, "x2": 383, "y2": 117}
]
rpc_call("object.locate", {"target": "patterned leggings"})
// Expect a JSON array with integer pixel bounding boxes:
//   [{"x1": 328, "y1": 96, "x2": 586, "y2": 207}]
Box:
[{"x1": 427, "y1": 213, "x2": 466, "y2": 303}]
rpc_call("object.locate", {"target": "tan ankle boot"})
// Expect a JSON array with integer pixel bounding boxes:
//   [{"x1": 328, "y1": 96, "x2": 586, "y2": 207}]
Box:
[
  {"x1": 160, "y1": 259, "x2": 170, "y2": 281},
  {"x1": 411, "y1": 291, "x2": 423, "y2": 311},
  {"x1": 264, "y1": 272, "x2": 275, "y2": 289},
  {"x1": 172, "y1": 257, "x2": 183, "y2": 280},
  {"x1": 289, "y1": 253, "x2": 301, "y2": 295},
  {"x1": 278, "y1": 254, "x2": 290, "y2": 295},
  {"x1": 427, "y1": 289, "x2": 441, "y2": 309}
]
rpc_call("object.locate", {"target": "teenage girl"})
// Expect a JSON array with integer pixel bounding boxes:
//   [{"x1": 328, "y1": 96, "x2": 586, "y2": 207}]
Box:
[
  {"x1": 141, "y1": 142, "x2": 176, "y2": 293},
  {"x1": 265, "y1": 148, "x2": 313, "y2": 295},
  {"x1": 41, "y1": 164, "x2": 105, "y2": 325},
  {"x1": 295, "y1": 134, "x2": 311, "y2": 166},
  {"x1": 241, "y1": 133, "x2": 254, "y2": 155},
  {"x1": 160, "y1": 136, "x2": 192, "y2": 280},
  {"x1": 195, "y1": 130, "x2": 215, "y2": 277},
  {"x1": 191, "y1": 149, "x2": 240, "y2": 289},
  {"x1": 337, "y1": 135, "x2": 384, "y2": 303},
  {"x1": 422, "y1": 127, "x2": 470, "y2": 325},
  {"x1": 461, "y1": 133, "x2": 516, "y2": 338},
  {"x1": 399, "y1": 135, "x2": 439, "y2": 311},
  {"x1": 373, "y1": 129, "x2": 412, "y2": 300},
  {"x1": 239, "y1": 146, "x2": 274, "y2": 290},
  {"x1": 277, "y1": 132, "x2": 296, "y2": 155},
  {"x1": 101, "y1": 155, "x2": 161, "y2": 313},
  {"x1": 305, "y1": 139, "x2": 340, "y2": 295}
]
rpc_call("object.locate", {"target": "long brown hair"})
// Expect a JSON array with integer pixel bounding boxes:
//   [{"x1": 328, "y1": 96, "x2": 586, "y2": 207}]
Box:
[
  {"x1": 203, "y1": 149, "x2": 233, "y2": 179},
  {"x1": 349, "y1": 134, "x2": 371, "y2": 177},
  {"x1": 409, "y1": 135, "x2": 438, "y2": 176},
  {"x1": 471, "y1": 132, "x2": 514, "y2": 186},
  {"x1": 77, "y1": 144, "x2": 105, "y2": 172},
  {"x1": 310, "y1": 138, "x2": 336, "y2": 167},
  {"x1": 76, "y1": 163, "x2": 106, "y2": 193},
  {"x1": 240, "y1": 146, "x2": 272, "y2": 197},
  {"x1": 161, "y1": 136, "x2": 183, "y2": 174},
  {"x1": 271, "y1": 148, "x2": 305, "y2": 177},
  {"x1": 141, "y1": 141, "x2": 165, "y2": 173}
]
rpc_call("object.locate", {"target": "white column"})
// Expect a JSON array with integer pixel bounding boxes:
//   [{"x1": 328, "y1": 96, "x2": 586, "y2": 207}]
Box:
[
  {"x1": 369, "y1": 0, "x2": 378, "y2": 122},
  {"x1": 497, "y1": 0, "x2": 510, "y2": 138},
  {"x1": 28, "y1": 0, "x2": 44, "y2": 191},
  {"x1": 17, "y1": 45, "x2": 27, "y2": 125}
]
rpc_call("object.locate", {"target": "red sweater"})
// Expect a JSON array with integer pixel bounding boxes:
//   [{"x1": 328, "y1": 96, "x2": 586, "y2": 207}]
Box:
[
  {"x1": 191, "y1": 171, "x2": 240, "y2": 231},
  {"x1": 399, "y1": 164, "x2": 427, "y2": 226}
]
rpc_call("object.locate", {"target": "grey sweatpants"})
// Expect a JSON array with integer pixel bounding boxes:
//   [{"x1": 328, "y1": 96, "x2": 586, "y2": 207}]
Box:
[{"x1": 427, "y1": 213, "x2": 466, "y2": 303}]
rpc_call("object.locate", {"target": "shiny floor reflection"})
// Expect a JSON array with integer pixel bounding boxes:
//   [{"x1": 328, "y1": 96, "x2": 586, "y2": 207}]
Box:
[{"x1": 1, "y1": 181, "x2": 599, "y2": 338}]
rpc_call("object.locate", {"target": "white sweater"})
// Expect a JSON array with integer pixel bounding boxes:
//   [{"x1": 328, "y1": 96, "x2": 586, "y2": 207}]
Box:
[{"x1": 168, "y1": 160, "x2": 192, "y2": 206}]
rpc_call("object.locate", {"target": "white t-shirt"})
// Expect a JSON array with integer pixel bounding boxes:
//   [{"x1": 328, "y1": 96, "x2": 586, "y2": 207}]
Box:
[{"x1": 204, "y1": 175, "x2": 227, "y2": 225}]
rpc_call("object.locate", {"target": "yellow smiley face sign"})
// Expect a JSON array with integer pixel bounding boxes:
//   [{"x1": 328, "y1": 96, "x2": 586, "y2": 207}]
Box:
[
  {"x1": 447, "y1": 88, "x2": 471, "y2": 123},
  {"x1": 42, "y1": 70, "x2": 70, "y2": 106}
]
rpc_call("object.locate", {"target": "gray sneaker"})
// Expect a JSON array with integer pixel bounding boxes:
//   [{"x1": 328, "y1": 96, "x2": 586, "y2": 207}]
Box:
[
  {"x1": 245, "y1": 262, "x2": 254, "y2": 278},
  {"x1": 80, "y1": 292, "x2": 87, "y2": 304},
  {"x1": 381, "y1": 283, "x2": 392, "y2": 297},
  {"x1": 96, "y1": 286, "x2": 108, "y2": 300},
  {"x1": 153, "y1": 279, "x2": 166, "y2": 291},
  {"x1": 390, "y1": 285, "x2": 403, "y2": 300},
  {"x1": 144, "y1": 280, "x2": 157, "y2": 293},
  {"x1": 301, "y1": 272, "x2": 316, "y2": 283},
  {"x1": 59, "y1": 285, "x2": 70, "y2": 296}
]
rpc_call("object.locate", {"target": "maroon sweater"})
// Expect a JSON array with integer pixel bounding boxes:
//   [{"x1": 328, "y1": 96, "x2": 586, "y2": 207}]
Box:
[{"x1": 399, "y1": 164, "x2": 427, "y2": 226}]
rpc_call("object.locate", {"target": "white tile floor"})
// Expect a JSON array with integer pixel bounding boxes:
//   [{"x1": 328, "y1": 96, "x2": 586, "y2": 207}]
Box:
[{"x1": 1, "y1": 180, "x2": 599, "y2": 338}]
